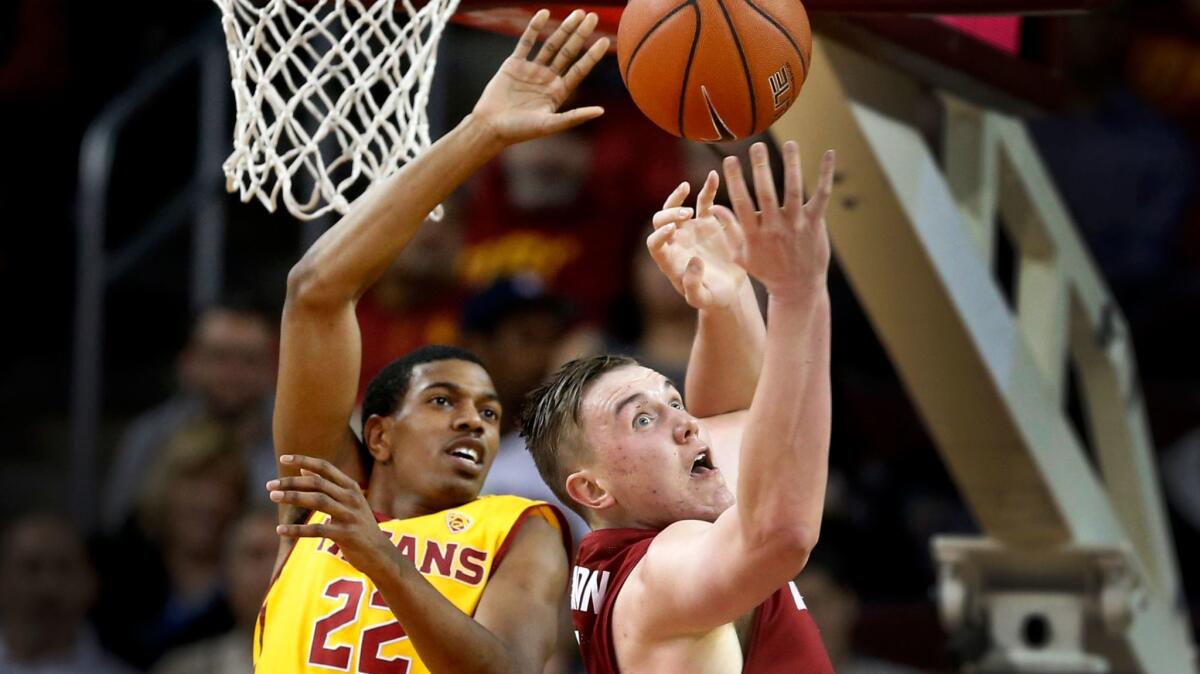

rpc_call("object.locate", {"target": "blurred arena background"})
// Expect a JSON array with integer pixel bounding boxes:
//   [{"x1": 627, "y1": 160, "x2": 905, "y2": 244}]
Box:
[{"x1": 0, "y1": 0, "x2": 1198, "y2": 672}]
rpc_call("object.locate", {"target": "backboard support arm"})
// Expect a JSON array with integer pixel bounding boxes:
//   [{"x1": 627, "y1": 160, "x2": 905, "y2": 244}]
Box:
[{"x1": 771, "y1": 35, "x2": 1197, "y2": 673}]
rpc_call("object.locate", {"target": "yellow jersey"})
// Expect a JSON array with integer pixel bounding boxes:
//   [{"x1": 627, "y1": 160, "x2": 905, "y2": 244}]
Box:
[{"x1": 254, "y1": 495, "x2": 566, "y2": 674}]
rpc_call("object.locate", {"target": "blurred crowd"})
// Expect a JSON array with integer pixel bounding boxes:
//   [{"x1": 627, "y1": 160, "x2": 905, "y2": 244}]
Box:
[{"x1": 3, "y1": 0, "x2": 1200, "y2": 672}]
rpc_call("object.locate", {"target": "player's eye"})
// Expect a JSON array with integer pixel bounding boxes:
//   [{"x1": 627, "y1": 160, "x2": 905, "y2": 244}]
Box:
[
  {"x1": 430, "y1": 395, "x2": 451, "y2": 407},
  {"x1": 670, "y1": 400, "x2": 684, "y2": 410},
  {"x1": 481, "y1": 408, "x2": 499, "y2": 421},
  {"x1": 634, "y1": 413, "x2": 653, "y2": 429}
]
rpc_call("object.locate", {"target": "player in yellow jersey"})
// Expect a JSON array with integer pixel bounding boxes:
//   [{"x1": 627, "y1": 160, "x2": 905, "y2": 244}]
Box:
[{"x1": 254, "y1": 10, "x2": 609, "y2": 673}]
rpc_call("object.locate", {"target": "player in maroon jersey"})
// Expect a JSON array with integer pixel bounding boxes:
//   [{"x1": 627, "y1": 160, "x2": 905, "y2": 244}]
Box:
[{"x1": 521, "y1": 141, "x2": 837, "y2": 673}]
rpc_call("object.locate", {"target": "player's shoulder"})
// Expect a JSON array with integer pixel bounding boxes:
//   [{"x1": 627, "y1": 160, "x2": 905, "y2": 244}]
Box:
[
  {"x1": 453, "y1": 494, "x2": 566, "y2": 533},
  {"x1": 649, "y1": 518, "x2": 712, "y2": 547},
  {"x1": 629, "y1": 520, "x2": 713, "y2": 583}
]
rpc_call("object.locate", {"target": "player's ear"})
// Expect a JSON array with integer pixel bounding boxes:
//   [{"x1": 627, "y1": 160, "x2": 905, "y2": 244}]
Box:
[
  {"x1": 565, "y1": 469, "x2": 613, "y2": 513},
  {"x1": 363, "y1": 414, "x2": 395, "y2": 464}
]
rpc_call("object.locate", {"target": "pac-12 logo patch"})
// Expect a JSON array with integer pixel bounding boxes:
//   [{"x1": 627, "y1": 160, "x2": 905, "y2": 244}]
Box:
[
  {"x1": 446, "y1": 511, "x2": 473, "y2": 534},
  {"x1": 769, "y1": 63, "x2": 795, "y2": 112}
]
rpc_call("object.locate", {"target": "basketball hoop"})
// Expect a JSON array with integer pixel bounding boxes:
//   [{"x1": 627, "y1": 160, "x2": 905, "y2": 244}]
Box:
[{"x1": 215, "y1": 0, "x2": 462, "y2": 220}]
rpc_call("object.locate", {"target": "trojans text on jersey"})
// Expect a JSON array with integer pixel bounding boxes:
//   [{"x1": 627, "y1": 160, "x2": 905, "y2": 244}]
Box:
[{"x1": 317, "y1": 525, "x2": 489, "y2": 586}]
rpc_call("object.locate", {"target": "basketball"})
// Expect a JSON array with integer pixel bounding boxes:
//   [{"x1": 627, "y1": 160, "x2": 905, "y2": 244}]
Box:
[{"x1": 616, "y1": 0, "x2": 812, "y2": 142}]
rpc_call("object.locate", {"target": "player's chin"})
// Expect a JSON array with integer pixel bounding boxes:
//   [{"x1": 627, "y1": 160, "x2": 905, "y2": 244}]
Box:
[
  {"x1": 703, "y1": 486, "x2": 735, "y2": 517},
  {"x1": 685, "y1": 487, "x2": 734, "y2": 523},
  {"x1": 438, "y1": 469, "x2": 485, "y2": 504}
]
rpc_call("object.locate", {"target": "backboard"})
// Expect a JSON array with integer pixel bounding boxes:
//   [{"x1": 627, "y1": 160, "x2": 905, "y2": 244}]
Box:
[{"x1": 455, "y1": 0, "x2": 1104, "y2": 112}]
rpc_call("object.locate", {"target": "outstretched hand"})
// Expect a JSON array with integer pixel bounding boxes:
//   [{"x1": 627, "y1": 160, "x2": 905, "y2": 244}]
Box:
[
  {"x1": 472, "y1": 9, "x2": 610, "y2": 145},
  {"x1": 716, "y1": 141, "x2": 836, "y2": 300},
  {"x1": 269, "y1": 455, "x2": 398, "y2": 577},
  {"x1": 647, "y1": 171, "x2": 749, "y2": 310}
]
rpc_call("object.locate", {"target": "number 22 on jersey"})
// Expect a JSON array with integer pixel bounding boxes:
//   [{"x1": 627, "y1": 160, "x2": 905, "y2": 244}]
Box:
[{"x1": 309, "y1": 578, "x2": 412, "y2": 673}]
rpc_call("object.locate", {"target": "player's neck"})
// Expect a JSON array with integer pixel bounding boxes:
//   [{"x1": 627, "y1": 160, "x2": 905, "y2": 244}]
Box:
[
  {"x1": 589, "y1": 509, "x2": 660, "y2": 532},
  {"x1": 365, "y1": 474, "x2": 455, "y2": 521}
]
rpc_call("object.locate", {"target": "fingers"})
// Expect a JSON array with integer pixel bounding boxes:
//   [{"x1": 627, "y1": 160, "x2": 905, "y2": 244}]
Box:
[
  {"x1": 534, "y1": 9, "x2": 585, "y2": 66},
  {"x1": 646, "y1": 223, "x2": 679, "y2": 280},
  {"x1": 561, "y1": 37, "x2": 609, "y2": 92},
  {"x1": 267, "y1": 473, "x2": 356, "y2": 514},
  {"x1": 681, "y1": 257, "x2": 710, "y2": 306},
  {"x1": 647, "y1": 221, "x2": 676, "y2": 253},
  {"x1": 712, "y1": 205, "x2": 746, "y2": 263},
  {"x1": 275, "y1": 523, "x2": 332, "y2": 539},
  {"x1": 512, "y1": 9, "x2": 550, "y2": 60},
  {"x1": 697, "y1": 170, "x2": 719, "y2": 218},
  {"x1": 781, "y1": 140, "x2": 803, "y2": 209},
  {"x1": 651, "y1": 205, "x2": 692, "y2": 230},
  {"x1": 662, "y1": 181, "x2": 690, "y2": 211},
  {"x1": 723, "y1": 155, "x2": 757, "y2": 227},
  {"x1": 550, "y1": 12, "x2": 599, "y2": 74},
  {"x1": 804, "y1": 149, "x2": 836, "y2": 220},
  {"x1": 749, "y1": 142, "x2": 779, "y2": 215},
  {"x1": 542, "y1": 105, "x2": 605, "y2": 135},
  {"x1": 269, "y1": 487, "x2": 349, "y2": 517},
  {"x1": 279, "y1": 454, "x2": 359, "y2": 491}
]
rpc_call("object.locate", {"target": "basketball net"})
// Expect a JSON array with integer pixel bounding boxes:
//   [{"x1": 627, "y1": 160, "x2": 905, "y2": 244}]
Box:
[{"x1": 215, "y1": 0, "x2": 461, "y2": 220}]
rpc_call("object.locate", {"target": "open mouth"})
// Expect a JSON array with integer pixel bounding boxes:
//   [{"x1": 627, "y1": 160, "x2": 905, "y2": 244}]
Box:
[
  {"x1": 449, "y1": 447, "x2": 481, "y2": 464},
  {"x1": 445, "y1": 438, "x2": 485, "y2": 470},
  {"x1": 690, "y1": 449, "x2": 715, "y2": 476}
]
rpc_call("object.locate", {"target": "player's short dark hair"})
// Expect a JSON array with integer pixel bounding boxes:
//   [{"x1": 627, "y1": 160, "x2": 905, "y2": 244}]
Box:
[
  {"x1": 521, "y1": 355, "x2": 638, "y2": 521},
  {"x1": 362, "y1": 344, "x2": 486, "y2": 422},
  {"x1": 359, "y1": 345, "x2": 486, "y2": 472}
]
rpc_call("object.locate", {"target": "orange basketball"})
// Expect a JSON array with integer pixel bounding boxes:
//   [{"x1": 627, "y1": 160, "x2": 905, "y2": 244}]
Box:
[{"x1": 617, "y1": 0, "x2": 811, "y2": 142}]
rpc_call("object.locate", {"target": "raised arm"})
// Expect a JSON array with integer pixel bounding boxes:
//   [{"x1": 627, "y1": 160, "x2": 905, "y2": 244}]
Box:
[
  {"x1": 646, "y1": 170, "x2": 765, "y2": 419},
  {"x1": 269, "y1": 12, "x2": 601, "y2": 670},
  {"x1": 272, "y1": 9, "x2": 609, "y2": 488},
  {"x1": 624, "y1": 141, "x2": 836, "y2": 636}
]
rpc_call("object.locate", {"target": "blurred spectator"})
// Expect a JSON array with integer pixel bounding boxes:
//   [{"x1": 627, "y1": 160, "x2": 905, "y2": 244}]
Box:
[
  {"x1": 1162, "y1": 428, "x2": 1200, "y2": 600},
  {"x1": 0, "y1": 513, "x2": 132, "y2": 674},
  {"x1": 102, "y1": 302, "x2": 277, "y2": 532},
  {"x1": 1030, "y1": 89, "x2": 1198, "y2": 290},
  {"x1": 565, "y1": 246, "x2": 699, "y2": 386},
  {"x1": 608, "y1": 246, "x2": 698, "y2": 385},
  {"x1": 95, "y1": 421, "x2": 248, "y2": 668},
  {"x1": 464, "y1": 276, "x2": 589, "y2": 542},
  {"x1": 461, "y1": 275, "x2": 573, "y2": 434},
  {"x1": 795, "y1": 544, "x2": 921, "y2": 674},
  {"x1": 460, "y1": 99, "x2": 683, "y2": 323},
  {"x1": 357, "y1": 199, "x2": 466, "y2": 398},
  {"x1": 151, "y1": 510, "x2": 278, "y2": 674}
]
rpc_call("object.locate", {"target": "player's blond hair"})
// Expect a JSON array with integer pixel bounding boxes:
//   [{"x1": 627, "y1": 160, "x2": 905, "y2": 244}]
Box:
[{"x1": 520, "y1": 355, "x2": 639, "y2": 521}]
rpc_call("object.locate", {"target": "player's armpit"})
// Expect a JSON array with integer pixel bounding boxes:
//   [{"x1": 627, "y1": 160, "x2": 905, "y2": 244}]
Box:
[
  {"x1": 474, "y1": 515, "x2": 570, "y2": 672},
  {"x1": 616, "y1": 509, "x2": 812, "y2": 640}
]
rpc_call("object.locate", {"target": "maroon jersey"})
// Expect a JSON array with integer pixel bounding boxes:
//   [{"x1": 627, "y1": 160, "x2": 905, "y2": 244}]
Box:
[{"x1": 571, "y1": 528, "x2": 834, "y2": 674}]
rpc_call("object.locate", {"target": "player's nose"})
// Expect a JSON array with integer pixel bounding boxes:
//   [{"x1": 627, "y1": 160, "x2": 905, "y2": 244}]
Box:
[
  {"x1": 673, "y1": 415, "x2": 700, "y2": 444},
  {"x1": 453, "y1": 406, "x2": 485, "y2": 436}
]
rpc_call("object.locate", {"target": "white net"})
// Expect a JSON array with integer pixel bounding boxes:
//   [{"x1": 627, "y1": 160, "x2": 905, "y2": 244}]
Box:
[{"x1": 215, "y1": 0, "x2": 461, "y2": 220}]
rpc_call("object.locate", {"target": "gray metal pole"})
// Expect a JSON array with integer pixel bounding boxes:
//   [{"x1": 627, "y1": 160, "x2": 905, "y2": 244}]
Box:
[
  {"x1": 71, "y1": 29, "x2": 215, "y2": 531},
  {"x1": 71, "y1": 129, "x2": 113, "y2": 530},
  {"x1": 193, "y1": 34, "x2": 228, "y2": 311}
]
